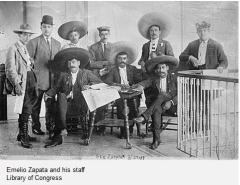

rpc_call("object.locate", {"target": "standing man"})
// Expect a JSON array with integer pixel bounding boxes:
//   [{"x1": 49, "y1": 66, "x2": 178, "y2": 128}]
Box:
[
  {"x1": 179, "y1": 21, "x2": 228, "y2": 134},
  {"x1": 137, "y1": 12, "x2": 175, "y2": 109},
  {"x1": 27, "y1": 15, "x2": 61, "y2": 136},
  {"x1": 89, "y1": 26, "x2": 112, "y2": 80},
  {"x1": 5, "y1": 24, "x2": 37, "y2": 148},
  {"x1": 133, "y1": 56, "x2": 179, "y2": 150},
  {"x1": 179, "y1": 21, "x2": 228, "y2": 72},
  {"x1": 104, "y1": 41, "x2": 144, "y2": 139},
  {"x1": 44, "y1": 48, "x2": 102, "y2": 148},
  {"x1": 138, "y1": 12, "x2": 174, "y2": 72},
  {"x1": 88, "y1": 26, "x2": 112, "y2": 135},
  {"x1": 58, "y1": 21, "x2": 88, "y2": 50}
]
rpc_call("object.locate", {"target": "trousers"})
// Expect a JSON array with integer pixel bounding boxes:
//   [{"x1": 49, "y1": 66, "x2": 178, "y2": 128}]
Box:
[{"x1": 142, "y1": 93, "x2": 177, "y2": 142}]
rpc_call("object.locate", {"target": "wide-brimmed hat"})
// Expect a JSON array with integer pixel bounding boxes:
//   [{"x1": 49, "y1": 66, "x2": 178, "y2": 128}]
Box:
[
  {"x1": 13, "y1": 23, "x2": 35, "y2": 34},
  {"x1": 41, "y1": 15, "x2": 54, "y2": 25},
  {"x1": 137, "y1": 12, "x2": 173, "y2": 40},
  {"x1": 58, "y1": 21, "x2": 88, "y2": 40},
  {"x1": 51, "y1": 48, "x2": 90, "y2": 71},
  {"x1": 107, "y1": 41, "x2": 138, "y2": 65},
  {"x1": 145, "y1": 55, "x2": 179, "y2": 74}
]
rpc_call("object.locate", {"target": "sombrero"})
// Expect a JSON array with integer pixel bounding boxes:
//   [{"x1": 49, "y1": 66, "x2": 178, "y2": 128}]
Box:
[
  {"x1": 145, "y1": 56, "x2": 179, "y2": 74},
  {"x1": 13, "y1": 24, "x2": 35, "y2": 34},
  {"x1": 50, "y1": 48, "x2": 90, "y2": 71},
  {"x1": 58, "y1": 21, "x2": 88, "y2": 40},
  {"x1": 137, "y1": 12, "x2": 173, "y2": 40},
  {"x1": 107, "y1": 41, "x2": 138, "y2": 65}
]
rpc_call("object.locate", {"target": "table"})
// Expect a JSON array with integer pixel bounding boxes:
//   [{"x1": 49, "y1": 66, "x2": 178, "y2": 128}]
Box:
[{"x1": 83, "y1": 90, "x2": 142, "y2": 149}]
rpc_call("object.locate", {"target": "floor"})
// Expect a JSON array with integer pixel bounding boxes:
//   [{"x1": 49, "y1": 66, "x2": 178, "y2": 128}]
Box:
[{"x1": 0, "y1": 95, "x2": 191, "y2": 160}]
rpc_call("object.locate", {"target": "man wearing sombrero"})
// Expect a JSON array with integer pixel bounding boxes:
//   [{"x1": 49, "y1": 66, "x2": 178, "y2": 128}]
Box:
[
  {"x1": 104, "y1": 41, "x2": 144, "y2": 139},
  {"x1": 58, "y1": 21, "x2": 88, "y2": 50},
  {"x1": 137, "y1": 12, "x2": 174, "y2": 72},
  {"x1": 137, "y1": 12, "x2": 175, "y2": 115},
  {"x1": 133, "y1": 56, "x2": 179, "y2": 150},
  {"x1": 44, "y1": 48, "x2": 102, "y2": 148},
  {"x1": 27, "y1": 15, "x2": 61, "y2": 136},
  {"x1": 5, "y1": 23, "x2": 37, "y2": 148},
  {"x1": 179, "y1": 21, "x2": 228, "y2": 72}
]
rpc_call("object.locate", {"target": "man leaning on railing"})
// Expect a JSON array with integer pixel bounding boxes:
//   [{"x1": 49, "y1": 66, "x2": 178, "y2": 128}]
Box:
[{"x1": 179, "y1": 21, "x2": 228, "y2": 73}]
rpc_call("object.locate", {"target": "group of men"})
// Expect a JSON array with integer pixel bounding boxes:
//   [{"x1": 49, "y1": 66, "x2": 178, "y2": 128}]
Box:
[{"x1": 5, "y1": 12, "x2": 228, "y2": 150}]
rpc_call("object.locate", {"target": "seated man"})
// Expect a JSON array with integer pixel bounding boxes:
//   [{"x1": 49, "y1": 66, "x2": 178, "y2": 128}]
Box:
[
  {"x1": 133, "y1": 55, "x2": 179, "y2": 150},
  {"x1": 104, "y1": 41, "x2": 143, "y2": 139},
  {"x1": 44, "y1": 48, "x2": 102, "y2": 148}
]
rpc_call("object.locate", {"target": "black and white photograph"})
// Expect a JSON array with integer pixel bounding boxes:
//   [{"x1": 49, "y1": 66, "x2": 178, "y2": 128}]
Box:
[{"x1": 0, "y1": 1, "x2": 238, "y2": 184}]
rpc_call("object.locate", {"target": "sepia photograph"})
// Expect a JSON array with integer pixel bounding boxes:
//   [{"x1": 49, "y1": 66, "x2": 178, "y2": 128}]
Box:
[{"x1": 0, "y1": 1, "x2": 238, "y2": 184}]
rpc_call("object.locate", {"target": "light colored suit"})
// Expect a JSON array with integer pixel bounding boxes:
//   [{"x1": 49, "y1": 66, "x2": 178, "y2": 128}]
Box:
[
  {"x1": 89, "y1": 41, "x2": 112, "y2": 77},
  {"x1": 5, "y1": 42, "x2": 37, "y2": 93},
  {"x1": 27, "y1": 35, "x2": 61, "y2": 91}
]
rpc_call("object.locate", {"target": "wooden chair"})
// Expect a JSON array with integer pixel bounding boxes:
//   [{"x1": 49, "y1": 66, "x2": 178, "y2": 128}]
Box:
[{"x1": 145, "y1": 112, "x2": 178, "y2": 135}]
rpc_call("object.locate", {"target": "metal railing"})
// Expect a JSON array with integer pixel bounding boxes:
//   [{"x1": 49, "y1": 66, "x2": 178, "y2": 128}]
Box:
[{"x1": 177, "y1": 69, "x2": 238, "y2": 159}]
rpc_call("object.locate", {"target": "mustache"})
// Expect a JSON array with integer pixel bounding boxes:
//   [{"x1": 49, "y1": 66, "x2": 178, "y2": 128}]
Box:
[{"x1": 119, "y1": 62, "x2": 126, "y2": 64}]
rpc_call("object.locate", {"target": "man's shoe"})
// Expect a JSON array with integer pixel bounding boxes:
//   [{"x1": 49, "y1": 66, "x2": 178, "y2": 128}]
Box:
[
  {"x1": 137, "y1": 132, "x2": 146, "y2": 139},
  {"x1": 133, "y1": 116, "x2": 146, "y2": 124},
  {"x1": 151, "y1": 141, "x2": 161, "y2": 150},
  {"x1": 32, "y1": 128, "x2": 45, "y2": 135},
  {"x1": 17, "y1": 134, "x2": 37, "y2": 142},
  {"x1": 119, "y1": 133, "x2": 125, "y2": 139},
  {"x1": 49, "y1": 131, "x2": 55, "y2": 140},
  {"x1": 44, "y1": 136, "x2": 62, "y2": 148}
]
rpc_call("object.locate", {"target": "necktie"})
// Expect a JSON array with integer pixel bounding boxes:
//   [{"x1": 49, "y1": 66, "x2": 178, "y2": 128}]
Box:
[
  {"x1": 47, "y1": 38, "x2": 52, "y2": 59},
  {"x1": 69, "y1": 76, "x2": 73, "y2": 92},
  {"x1": 103, "y1": 44, "x2": 107, "y2": 56}
]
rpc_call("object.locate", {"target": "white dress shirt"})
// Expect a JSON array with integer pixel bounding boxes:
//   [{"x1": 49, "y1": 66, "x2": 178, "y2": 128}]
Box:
[
  {"x1": 119, "y1": 66, "x2": 129, "y2": 86},
  {"x1": 149, "y1": 37, "x2": 159, "y2": 59},
  {"x1": 43, "y1": 35, "x2": 52, "y2": 49},
  {"x1": 69, "y1": 70, "x2": 79, "y2": 99},
  {"x1": 101, "y1": 42, "x2": 108, "y2": 52},
  {"x1": 198, "y1": 39, "x2": 209, "y2": 65},
  {"x1": 62, "y1": 41, "x2": 85, "y2": 50},
  {"x1": 156, "y1": 77, "x2": 167, "y2": 93},
  {"x1": 71, "y1": 70, "x2": 78, "y2": 86}
]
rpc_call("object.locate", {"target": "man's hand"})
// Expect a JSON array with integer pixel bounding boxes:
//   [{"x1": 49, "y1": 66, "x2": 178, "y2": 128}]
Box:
[
  {"x1": 217, "y1": 66, "x2": 224, "y2": 73},
  {"x1": 139, "y1": 61, "x2": 146, "y2": 72},
  {"x1": 189, "y1": 55, "x2": 199, "y2": 67},
  {"x1": 113, "y1": 83, "x2": 129, "y2": 89},
  {"x1": 83, "y1": 85, "x2": 90, "y2": 90},
  {"x1": 44, "y1": 93, "x2": 52, "y2": 102},
  {"x1": 15, "y1": 84, "x2": 22, "y2": 96},
  {"x1": 149, "y1": 52, "x2": 157, "y2": 59},
  {"x1": 132, "y1": 84, "x2": 144, "y2": 92},
  {"x1": 103, "y1": 61, "x2": 110, "y2": 66},
  {"x1": 156, "y1": 51, "x2": 165, "y2": 56},
  {"x1": 162, "y1": 100, "x2": 172, "y2": 110}
]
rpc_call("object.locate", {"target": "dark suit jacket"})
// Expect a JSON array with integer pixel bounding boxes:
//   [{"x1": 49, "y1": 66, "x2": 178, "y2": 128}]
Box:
[
  {"x1": 138, "y1": 39, "x2": 174, "y2": 64},
  {"x1": 27, "y1": 35, "x2": 61, "y2": 90},
  {"x1": 179, "y1": 38, "x2": 228, "y2": 69},
  {"x1": 139, "y1": 72, "x2": 177, "y2": 106},
  {"x1": 104, "y1": 64, "x2": 142, "y2": 86},
  {"x1": 46, "y1": 69, "x2": 102, "y2": 112},
  {"x1": 89, "y1": 41, "x2": 112, "y2": 77}
]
